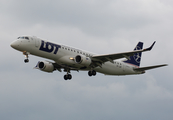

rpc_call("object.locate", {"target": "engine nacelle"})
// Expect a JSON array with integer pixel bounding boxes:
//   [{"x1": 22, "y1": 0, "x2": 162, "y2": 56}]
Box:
[
  {"x1": 75, "y1": 55, "x2": 92, "y2": 66},
  {"x1": 36, "y1": 61, "x2": 54, "y2": 72}
]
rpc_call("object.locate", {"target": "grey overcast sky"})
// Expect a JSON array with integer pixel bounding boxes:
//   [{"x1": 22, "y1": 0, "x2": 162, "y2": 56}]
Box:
[{"x1": 0, "y1": 0, "x2": 172, "y2": 120}]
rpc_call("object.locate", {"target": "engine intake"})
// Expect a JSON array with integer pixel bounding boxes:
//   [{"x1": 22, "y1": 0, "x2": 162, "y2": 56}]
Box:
[
  {"x1": 75, "y1": 55, "x2": 91, "y2": 66},
  {"x1": 36, "y1": 61, "x2": 54, "y2": 72},
  {"x1": 75, "y1": 55, "x2": 82, "y2": 63}
]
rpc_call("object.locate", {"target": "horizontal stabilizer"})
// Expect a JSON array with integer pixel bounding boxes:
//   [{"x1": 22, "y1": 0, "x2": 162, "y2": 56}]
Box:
[{"x1": 134, "y1": 64, "x2": 168, "y2": 71}]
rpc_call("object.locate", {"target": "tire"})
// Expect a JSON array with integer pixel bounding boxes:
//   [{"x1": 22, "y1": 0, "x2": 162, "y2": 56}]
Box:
[
  {"x1": 64, "y1": 75, "x2": 68, "y2": 80},
  {"x1": 24, "y1": 59, "x2": 29, "y2": 63},
  {"x1": 88, "y1": 71, "x2": 92, "y2": 76},
  {"x1": 68, "y1": 74, "x2": 72, "y2": 80},
  {"x1": 92, "y1": 70, "x2": 96, "y2": 76}
]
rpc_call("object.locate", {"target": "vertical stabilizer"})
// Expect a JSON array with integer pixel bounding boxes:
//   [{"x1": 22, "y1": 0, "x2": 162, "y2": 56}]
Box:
[{"x1": 124, "y1": 42, "x2": 143, "y2": 67}]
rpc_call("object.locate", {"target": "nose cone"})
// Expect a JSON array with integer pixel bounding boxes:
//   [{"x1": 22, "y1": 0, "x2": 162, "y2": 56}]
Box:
[{"x1": 10, "y1": 41, "x2": 20, "y2": 49}]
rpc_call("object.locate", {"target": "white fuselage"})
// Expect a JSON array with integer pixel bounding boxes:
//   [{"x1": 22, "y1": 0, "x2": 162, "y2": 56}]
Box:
[{"x1": 11, "y1": 36, "x2": 143, "y2": 75}]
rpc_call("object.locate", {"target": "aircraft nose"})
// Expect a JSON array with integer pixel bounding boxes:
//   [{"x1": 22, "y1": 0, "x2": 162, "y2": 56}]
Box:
[{"x1": 10, "y1": 41, "x2": 19, "y2": 49}]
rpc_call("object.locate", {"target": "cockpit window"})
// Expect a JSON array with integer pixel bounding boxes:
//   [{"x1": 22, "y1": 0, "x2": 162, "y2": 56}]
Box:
[
  {"x1": 25, "y1": 37, "x2": 29, "y2": 40},
  {"x1": 17, "y1": 36, "x2": 29, "y2": 40}
]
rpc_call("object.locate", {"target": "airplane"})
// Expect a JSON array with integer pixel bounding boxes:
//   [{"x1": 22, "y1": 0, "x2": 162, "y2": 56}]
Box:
[{"x1": 10, "y1": 36, "x2": 167, "y2": 80}]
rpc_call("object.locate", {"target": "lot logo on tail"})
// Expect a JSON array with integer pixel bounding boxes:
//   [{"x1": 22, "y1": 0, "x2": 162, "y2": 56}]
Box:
[
  {"x1": 133, "y1": 46, "x2": 141, "y2": 63},
  {"x1": 123, "y1": 42, "x2": 143, "y2": 67}
]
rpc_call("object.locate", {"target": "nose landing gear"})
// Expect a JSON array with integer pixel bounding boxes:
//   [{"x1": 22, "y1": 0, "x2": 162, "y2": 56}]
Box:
[
  {"x1": 23, "y1": 51, "x2": 29, "y2": 63},
  {"x1": 24, "y1": 59, "x2": 29, "y2": 63}
]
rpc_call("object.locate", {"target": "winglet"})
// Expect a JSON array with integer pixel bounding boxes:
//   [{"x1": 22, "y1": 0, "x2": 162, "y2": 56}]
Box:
[{"x1": 144, "y1": 41, "x2": 156, "y2": 51}]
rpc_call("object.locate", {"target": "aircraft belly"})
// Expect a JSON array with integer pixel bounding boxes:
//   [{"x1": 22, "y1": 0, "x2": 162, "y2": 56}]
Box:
[{"x1": 94, "y1": 62, "x2": 124, "y2": 75}]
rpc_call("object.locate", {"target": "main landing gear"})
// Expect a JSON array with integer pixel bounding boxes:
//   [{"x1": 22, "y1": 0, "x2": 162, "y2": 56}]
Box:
[
  {"x1": 63, "y1": 70, "x2": 72, "y2": 80},
  {"x1": 64, "y1": 74, "x2": 72, "y2": 80},
  {"x1": 23, "y1": 51, "x2": 29, "y2": 63},
  {"x1": 63, "y1": 70, "x2": 97, "y2": 80},
  {"x1": 88, "y1": 70, "x2": 97, "y2": 76}
]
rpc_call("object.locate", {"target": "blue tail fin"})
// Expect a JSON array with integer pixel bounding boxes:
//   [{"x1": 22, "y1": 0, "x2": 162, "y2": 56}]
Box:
[{"x1": 124, "y1": 42, "x2": 143, "y2": 67}]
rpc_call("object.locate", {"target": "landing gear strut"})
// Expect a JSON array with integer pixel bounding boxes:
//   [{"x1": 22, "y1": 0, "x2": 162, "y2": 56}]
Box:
[
  {"x1": 88, "y1": 70, "x2": 97, "y2": 76},
  {"x1": 23, "y1": 51, "x2": 29, "y2": 63}
]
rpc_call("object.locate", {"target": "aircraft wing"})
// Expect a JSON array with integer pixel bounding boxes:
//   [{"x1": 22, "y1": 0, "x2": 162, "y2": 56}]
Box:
[
  {"x1": 133, "y1": 64, "x2": 168, "y2": 71},
  {"x1": 91, "y1": 41, "x2": 156, "y2": 63}
]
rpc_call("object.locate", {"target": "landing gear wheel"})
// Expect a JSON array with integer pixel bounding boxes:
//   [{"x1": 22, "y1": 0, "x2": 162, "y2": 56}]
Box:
[
  {"x1": 64, "y1": 74, "x2": 72, "y2": 80},
  {"x1": 88, "y1": 70, "x2": 97, "y2": 76},
  {"x1": 88, "y1": 71, "x2": 92, "y2": 76},
  {"x1": 24, "y1": 59, "x2": 29, "y2": 63},
  {"x1": 64, "y1": 75, "x2": 68, "y2": 80},
  {"x1": 92, "y1": 70, "x2": 96, "y2": 76},
  {"x1": 68, "y1": 74, "x2": 72, "y2": 80}
]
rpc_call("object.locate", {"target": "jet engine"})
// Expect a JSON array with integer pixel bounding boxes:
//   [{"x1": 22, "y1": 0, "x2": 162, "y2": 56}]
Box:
[
  {"x1": 75, "y1": 55, "x2": 92, "y2": 66},
  {"x1": 36, "y1": 61, "x2": 54, "y2": 72}
]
